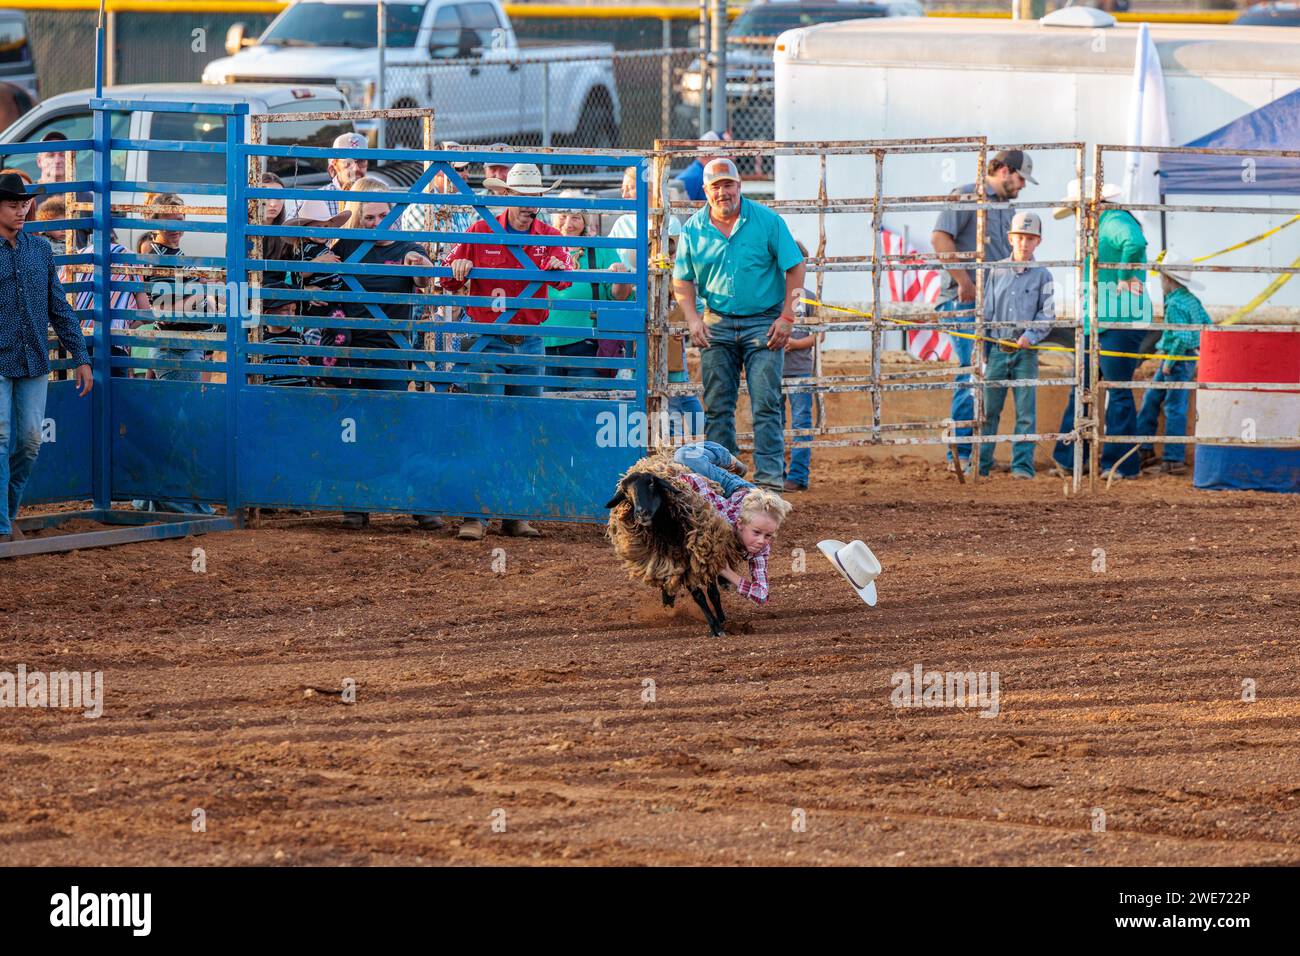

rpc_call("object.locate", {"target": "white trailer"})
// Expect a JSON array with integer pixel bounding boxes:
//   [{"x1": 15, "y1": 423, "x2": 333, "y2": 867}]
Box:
[{"x1": 773, "y1": 17, "x2": 1300, "y2": 346}]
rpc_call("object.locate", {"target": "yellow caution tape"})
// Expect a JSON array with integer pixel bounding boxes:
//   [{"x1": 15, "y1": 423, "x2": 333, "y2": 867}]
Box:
[
  {"x1": 799, "y1": 297, "x2": 1199, "y2": 362},
  {"x1": 1224, "y1": 252, "x2": 1300, "y2": 326},
  {"x1": 1191, "y1": 214, "x2": 1300, "y2": 264}
]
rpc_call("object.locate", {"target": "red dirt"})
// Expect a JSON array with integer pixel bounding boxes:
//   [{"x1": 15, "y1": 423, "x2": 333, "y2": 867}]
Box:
[{"x1": 2, "y1": 460, "x2": 1298, "y2": 865}]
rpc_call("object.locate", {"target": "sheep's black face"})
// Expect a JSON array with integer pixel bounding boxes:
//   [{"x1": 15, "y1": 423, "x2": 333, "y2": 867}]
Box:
[{"x1": 627, "y1": 474, "x2": 663, "y2": 525}]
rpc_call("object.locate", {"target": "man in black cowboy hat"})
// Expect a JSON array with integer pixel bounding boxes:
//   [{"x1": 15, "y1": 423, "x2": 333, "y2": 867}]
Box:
[{"x1": 0, "y1": 171, "x2": 91, "y2": 544}]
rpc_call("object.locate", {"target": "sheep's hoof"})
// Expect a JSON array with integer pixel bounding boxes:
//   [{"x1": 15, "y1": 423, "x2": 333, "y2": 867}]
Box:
[{"x1": 709, "y1": 626, "x2": 726, "y2": 638}]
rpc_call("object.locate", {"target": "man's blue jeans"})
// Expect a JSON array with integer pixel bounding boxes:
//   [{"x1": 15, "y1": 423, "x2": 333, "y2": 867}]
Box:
[
  {"x1": 700, "y1": 307, "x2": 785, "y2": 488},
  {"x1": 1136, "y1": 356, "x2": 1196, "y2": 464},
  {"x1": 939, "y1": 298, "x2": 976, "y2": 463},
  {"x1": 979, "y1": 343, "x2": 1037, "y2": 476},
  {"x1": 784, "y1": 380, "x2": 813, "y2": 487},
  {"x1": 1052, "y1": 329, "x2": 1148, "y2": 477},
  {"x1": 465, "y1": 334, "x2": 544, "y2": 398},
  {"x1": 1, "y1": 374, "x2": 48, "y2": 535},
  {"x1": 674, "y1": 440, "x2": 756, "y2": 498},
  {"x1": 156, "y1": 347, "x2": 204, "y2": 383}
]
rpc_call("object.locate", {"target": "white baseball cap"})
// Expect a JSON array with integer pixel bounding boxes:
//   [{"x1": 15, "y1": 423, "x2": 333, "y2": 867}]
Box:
[
  {"x1": 332, "y1": 132, "x2": 367, "y2": 151},
  {"x1": 703, "y1": 158, "x2": 740, "y2": 187}
]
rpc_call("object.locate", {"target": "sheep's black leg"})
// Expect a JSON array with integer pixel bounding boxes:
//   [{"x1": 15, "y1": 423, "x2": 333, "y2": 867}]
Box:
[
  {"x1": 690, "y1": 587, "x2": 725, "y2": 637},
  {"x1": 706, "y1": 581, "x2": 726, "y2": 626},
  {"x1": 661, "y1": 588, "x2": 676, "y2": 608}
]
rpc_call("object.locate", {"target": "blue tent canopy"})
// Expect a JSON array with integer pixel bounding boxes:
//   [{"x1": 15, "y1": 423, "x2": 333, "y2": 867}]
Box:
[{"x1": 1159, "y1": 88, "x2": 1300, "y2": 195}]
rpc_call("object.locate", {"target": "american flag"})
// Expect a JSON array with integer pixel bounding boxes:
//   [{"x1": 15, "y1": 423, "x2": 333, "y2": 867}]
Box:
[{"x1": 880, "y1": 228, "x2": 952, "y2": 362}]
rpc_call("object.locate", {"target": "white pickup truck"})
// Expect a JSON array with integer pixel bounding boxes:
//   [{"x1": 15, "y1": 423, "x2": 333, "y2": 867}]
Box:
[
  {"x1": 0, "y1": 82, "x2": 355, "y2": 256},
  {"x1": 203, "y1": 0, "x2": 621, "y2": 149}
]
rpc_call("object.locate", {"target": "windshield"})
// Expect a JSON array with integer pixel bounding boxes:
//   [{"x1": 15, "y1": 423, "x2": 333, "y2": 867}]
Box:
[
  {"x1": 729, "y1": 4, "x2": 886, "y2": 38},
  {"x1": 261, "y1": 2, "x2": 425, "y2": 49}
]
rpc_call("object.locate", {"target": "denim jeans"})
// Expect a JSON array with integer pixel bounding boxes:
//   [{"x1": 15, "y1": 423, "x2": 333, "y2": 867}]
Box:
[
  {"x1": 699, "y1": 306, "x2": 785, "y2": 487},
  {"x1": 940, "y1": 298, "x2": 976, "y2": 462},
  {"x1": 465, "y1": 334, "x2": 544, "y2": 398},
  {"x1": 156, "y1": 347, "x2": 204, "y2": 383},
  {"x1": 667, "y1": 392, "x2": 704, "y2": 440},
  {"x1": 1053, "y1": 329, "x2": 1148, "y2": 477},
  {"x1": 674, "y1": 440, "x2": 756, "y2": 498},
  {"x1": 1, "y1": 374, "x2": 48, "y2": 535},
  {"x1": 1136, "y1": 356, "x2": 1196, "y2": 464},
  {"x1": 784, "y1": 380, "x2": 813, "y2": 487},
  {"x1": 979, "y1": 344, "x2": 1038, "y2": 476},
  {"x1": 131, "y1": 498, "x2": 216, "y2": 515},
  {"x1": 544, "y1": 339, "x2": 597, "y2": 391}
]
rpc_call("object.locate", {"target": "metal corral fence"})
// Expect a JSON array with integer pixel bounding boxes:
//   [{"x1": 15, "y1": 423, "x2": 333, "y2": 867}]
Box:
[{"x1": 650, "y1": 137, "x2": 1096, "y2": 486}]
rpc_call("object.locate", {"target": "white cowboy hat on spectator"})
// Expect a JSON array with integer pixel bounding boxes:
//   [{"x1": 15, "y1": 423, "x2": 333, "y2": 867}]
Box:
[
  {"x1": 483, "y1": 163, "x2": 562, "y2": 195},
  {"x1": 1155, "y1": 249, "x2": 1206, "y2": 292},
  {"x1": 1053, "y1": 177, "x2": 1122, "y2": 219},
  {"x1": 817, "y1": 539, "x2": 882, "y2": 607}
]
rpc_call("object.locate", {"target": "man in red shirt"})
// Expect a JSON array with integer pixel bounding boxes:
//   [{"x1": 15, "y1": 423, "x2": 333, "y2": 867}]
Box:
[{"x1": 439, "y1": 163, "x2": 574, "y2": 541}]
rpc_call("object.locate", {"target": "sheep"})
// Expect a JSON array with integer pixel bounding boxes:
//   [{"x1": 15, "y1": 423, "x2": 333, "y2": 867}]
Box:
[{"x1": 604, "y1": 451, "x2": 748, "y2": 637}]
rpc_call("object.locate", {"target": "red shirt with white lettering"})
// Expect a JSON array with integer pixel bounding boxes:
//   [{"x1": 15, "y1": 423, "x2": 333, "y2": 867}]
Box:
[{"x1": 439, "y1": 212, "x2": 573, "y2": 326}]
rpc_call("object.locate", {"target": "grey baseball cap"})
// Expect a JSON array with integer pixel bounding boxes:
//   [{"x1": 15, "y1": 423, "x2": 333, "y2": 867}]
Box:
[
  {"x1": 1009, "y1": 211, "x2": 1043, "y2": 237},
  {"x1": 994, "y1": 149, "x2": 1038, "y2": 185},
  {"x1": 703, "y1": 157, "x2": 740, "y2": 187}
]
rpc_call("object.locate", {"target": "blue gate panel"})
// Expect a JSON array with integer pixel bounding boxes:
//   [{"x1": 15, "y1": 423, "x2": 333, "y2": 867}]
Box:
[
  {"x1": 111, "y1": 379, "x2": 228, "y2": 503},
  {"x1": 23, "y1": 380, "x2": 93, "y2": 505},
  {"x1": 236, "y1": 388, "x2": 641, "y2": 520}
]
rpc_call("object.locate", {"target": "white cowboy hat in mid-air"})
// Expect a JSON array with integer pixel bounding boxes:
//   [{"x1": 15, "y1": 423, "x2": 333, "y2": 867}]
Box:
[
  {"x1": 817, "y1": 539, "x2": 882, "y2": 607},
  {"x1": 1053, "y1": 177, "x2": 1122, "y2": 219},
  {"x1": 483, "y1": 163, "x2": 562, "y2": 195}
]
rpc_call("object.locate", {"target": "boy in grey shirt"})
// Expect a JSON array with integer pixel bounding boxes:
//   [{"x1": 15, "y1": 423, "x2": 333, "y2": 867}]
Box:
[{"x1": 978, "y1": 211, "x2": 1055, "y2": 479}]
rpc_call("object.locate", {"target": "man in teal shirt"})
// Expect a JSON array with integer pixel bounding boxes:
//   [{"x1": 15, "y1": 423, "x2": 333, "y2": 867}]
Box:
[
  {"x1": 672, "y1": 158, "x2": 805, "y2": 490},
  {"x1": 1051, "y1": 181, "x2": 1151, "y2": 478}
]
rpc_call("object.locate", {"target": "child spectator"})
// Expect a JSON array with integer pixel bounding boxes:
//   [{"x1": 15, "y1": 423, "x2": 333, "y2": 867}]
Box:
[
  {"x1": 977, "y1": 211, "x2": 1055, "y2": 479},
  {"x1": 1137, "y1": 252, "x2": 1213, "y2": 477},
  {"x1": 139, "y1": 192, "x2": 213, "y2": 383},
  {"x1": 783, "y1": 241, "x2": 818, "y2": 491},
  {"x1": 32, "y1": 194, "x2": 67, "y2": 249},
  {"x1": 256, "y1": 280, "x2": 318, "y2": 388},
  {"x1": 673, "y1": 440, "x2": 791, "y2": 605}
]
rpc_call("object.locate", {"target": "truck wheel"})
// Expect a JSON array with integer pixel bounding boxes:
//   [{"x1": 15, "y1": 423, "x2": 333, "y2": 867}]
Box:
[
  {"x1": 573, "y1": 90, "x2": 617, "y2": 149},
  {"x1": 388, "y1": 101, "x2": 422, "y2": 148}
]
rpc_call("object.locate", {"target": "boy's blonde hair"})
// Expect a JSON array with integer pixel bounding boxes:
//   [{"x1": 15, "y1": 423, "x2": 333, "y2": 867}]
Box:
[{"x1": 739, "y1": 487, "x2": 792, "y2": 528}]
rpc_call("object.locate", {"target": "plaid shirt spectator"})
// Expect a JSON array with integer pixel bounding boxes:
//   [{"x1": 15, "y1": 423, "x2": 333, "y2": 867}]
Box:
[
  {"x1": 674, "y1": 472, "x2": 771, "y2": 605},
  {"x1": 1156, "y1": 285, "x2": 1213, "y2": 356}
]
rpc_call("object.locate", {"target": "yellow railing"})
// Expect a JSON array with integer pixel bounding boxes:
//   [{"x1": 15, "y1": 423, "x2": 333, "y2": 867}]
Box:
[{"x1": 0, "y1": 0, "x2": 1242, "y2": 25}]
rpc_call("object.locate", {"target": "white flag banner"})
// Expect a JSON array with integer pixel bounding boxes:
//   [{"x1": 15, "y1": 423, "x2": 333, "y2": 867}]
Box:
[{"x1": 1122, "y1": 23, "x2": 1171, "y2": 246}]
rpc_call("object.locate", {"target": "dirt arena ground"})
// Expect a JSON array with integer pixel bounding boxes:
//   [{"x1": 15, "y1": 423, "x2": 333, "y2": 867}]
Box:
[{"x1": 3, "y1": 459, "x2": 1298, "y2": 866}]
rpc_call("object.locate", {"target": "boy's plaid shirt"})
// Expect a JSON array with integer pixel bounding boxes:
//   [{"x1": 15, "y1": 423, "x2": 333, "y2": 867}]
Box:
[
  {"x1": 675, "y1": 473, "x2": 770, "y2": 604},
  {"x1": 1157, "y1": 285, "x2": 1213, "y2": 356}
]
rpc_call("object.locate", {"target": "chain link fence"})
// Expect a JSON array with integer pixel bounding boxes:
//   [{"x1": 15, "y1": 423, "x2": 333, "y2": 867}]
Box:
[{"x1": 382, "y1": 47, "x2": 699, "y2": 152}]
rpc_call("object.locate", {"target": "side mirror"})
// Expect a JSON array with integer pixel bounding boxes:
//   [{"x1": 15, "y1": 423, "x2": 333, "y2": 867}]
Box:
[
  {"x1": 457, "y1": 28, "x2": 477, "y2": 58},
  {"x1": 225, "y1": 23, "x2": 247, "y2": 57}
]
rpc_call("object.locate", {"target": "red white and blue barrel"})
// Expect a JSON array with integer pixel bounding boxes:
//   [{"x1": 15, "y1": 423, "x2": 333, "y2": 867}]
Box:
[{"x1": 1194, "y1": 329, "x2": 1300, "y2": 493}]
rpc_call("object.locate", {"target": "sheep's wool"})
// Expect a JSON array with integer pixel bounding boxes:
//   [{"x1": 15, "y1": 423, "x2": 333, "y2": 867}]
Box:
[{"x1": 606, "y1": 452, "x2": 748, "y2": 599}]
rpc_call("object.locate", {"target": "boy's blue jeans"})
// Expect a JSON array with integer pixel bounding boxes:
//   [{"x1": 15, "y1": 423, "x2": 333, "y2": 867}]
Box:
[
  {"x1": 939, "y1": 298, "x2": 976, "y2": 463},
  {"x1": 674, "y1": 440, "x2": 756, "y2": 499},
  {"x1": 464, "y1": 335, "x2": 545, "y2": 398},
  {"x1": 667, "y1": 392, "x2": 704, "y2": 440},
  {"x1": 784, "y1": 380, "x2": 813, "y2": 487},
  {"x1": 979, "y1": 344, "x2": 1037, "y2": 476},
  {"x1": 1, "y1": 374, "x2": 48, "y2": 535},
  {"x1": 1136, "y1": 357, "x2": 1196, "y2": 464},
  {"x1": 700, "y1": 306, "x2": 785, "y2": 488}
]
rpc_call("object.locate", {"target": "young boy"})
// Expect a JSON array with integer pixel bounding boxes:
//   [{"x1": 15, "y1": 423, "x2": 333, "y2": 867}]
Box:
[
  {"x1": 673, "y1": 441, "x2": 792, "y2": 604},
  {"x1": 783, "y1": 245, "x2": 818, "y2": 491},
  {"x1": 1136, "y1": 253, "x2": 1212, "y2": 477},
  {"x1": 257, "y1": 281, "x2": 320, "y2": 388},
  {"x1": 977, "y1": 211, "x2": 1055, "y2": 479}
]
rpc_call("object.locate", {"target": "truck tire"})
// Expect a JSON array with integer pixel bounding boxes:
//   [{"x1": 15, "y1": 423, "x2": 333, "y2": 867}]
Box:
[{"x1": 388, "y1": 100, "x2": 422, "y2": 148}]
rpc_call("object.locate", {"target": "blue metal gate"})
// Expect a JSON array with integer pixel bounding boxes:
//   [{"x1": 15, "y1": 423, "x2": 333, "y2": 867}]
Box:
[{"x1": 14, "y1": 98, "x2": 650, "y2": 555}]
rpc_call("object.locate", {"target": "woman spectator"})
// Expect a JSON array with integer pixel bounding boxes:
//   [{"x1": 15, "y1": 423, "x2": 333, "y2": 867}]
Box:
[{"x1": 541, "y1": 190, "x2": 630, "y2": 388}]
